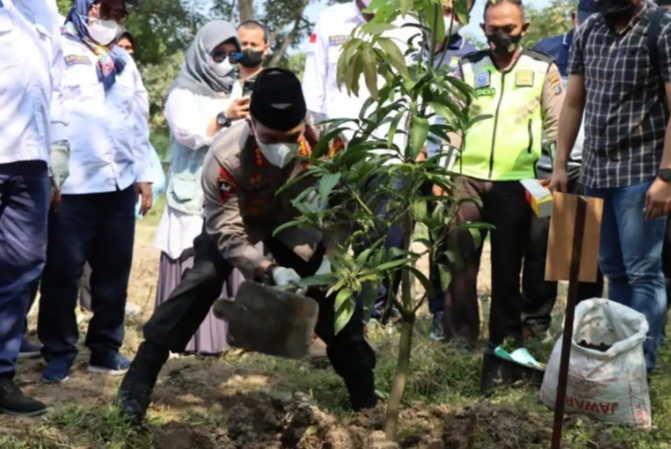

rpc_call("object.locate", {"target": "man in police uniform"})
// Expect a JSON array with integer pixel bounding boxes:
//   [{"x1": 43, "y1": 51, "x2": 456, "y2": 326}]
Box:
[
  {"x1": 436, "y1": 0, "x2": 564, "y2": 353},
  {"x1": 118, "y1": 68, "x2": 377, "y2": 424},
  {"x1": 520, "y1": 0, "x2": 603, "y2": 339}
]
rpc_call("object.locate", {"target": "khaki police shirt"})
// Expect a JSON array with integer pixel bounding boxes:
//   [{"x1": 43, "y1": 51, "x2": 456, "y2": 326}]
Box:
[{"x1": 201, "y1": 115, "x2": 346, "y2": 279}]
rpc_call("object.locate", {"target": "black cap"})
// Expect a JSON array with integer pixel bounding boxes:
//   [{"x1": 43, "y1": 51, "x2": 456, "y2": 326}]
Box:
[
  {"x1": 577, "y1": 0, "x2": 599, "y2": 22},
  {"x1": 250, "y1": 68, "x2": 307, "y2": 131}
]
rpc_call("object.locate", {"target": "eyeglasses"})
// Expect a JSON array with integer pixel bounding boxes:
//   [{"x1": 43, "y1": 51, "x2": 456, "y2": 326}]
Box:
[
  {"x1": 211, "y1": 49, "x2": 242, "y2": 63},
  {"x1": 91, "y1": 2, "x2": 129, "y2": 24}
]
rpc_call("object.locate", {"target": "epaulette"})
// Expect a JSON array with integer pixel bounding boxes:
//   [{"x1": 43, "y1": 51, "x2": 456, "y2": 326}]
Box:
[{"x1": 522, "y1": 49, "x2": 554, "y2": 64}]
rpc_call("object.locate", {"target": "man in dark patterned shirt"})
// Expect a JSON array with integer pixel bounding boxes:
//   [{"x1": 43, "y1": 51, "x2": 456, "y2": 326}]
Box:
[{"x1": 549, "y1": 0, "x2": 671, "y2": 372}]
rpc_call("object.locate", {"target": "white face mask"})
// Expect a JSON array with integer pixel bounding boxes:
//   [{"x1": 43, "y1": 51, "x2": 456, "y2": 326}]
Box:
[
  {"x1": 252, "y1": 123, "x2": 300, "y2": 168},
  {"x1": 443, "y1": 16, "x2": 463, "y2": 36},
  {"x1": 87, "y1": 18, "x2": 118, "y2": 46},
  {"x1": 208, "y1": 56, "x2": 234, "y2": 78}
]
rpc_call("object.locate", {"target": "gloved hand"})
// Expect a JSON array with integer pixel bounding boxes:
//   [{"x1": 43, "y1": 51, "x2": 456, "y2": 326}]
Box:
[
  {"x1": 49, "y1": 140, "x2": 71, "y2": 189},
  {"x1": 272, "y1": 267, "x2": 306, "y2": 295},
  {"x1": 315, "y1": 257, "x2": 332, "y2": 276}
]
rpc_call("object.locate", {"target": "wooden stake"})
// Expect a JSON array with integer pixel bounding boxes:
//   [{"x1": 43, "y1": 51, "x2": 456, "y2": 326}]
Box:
[{"x1": 550, "y1": 196, "x2": 587, "y2": 449}]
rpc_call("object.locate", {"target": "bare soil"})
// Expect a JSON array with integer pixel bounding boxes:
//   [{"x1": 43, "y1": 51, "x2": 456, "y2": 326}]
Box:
[{"x1": 2, "y1": 220, "x2": 646, "y2": 449}]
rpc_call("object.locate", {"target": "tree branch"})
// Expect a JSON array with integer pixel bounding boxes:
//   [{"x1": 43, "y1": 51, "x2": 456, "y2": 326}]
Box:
[{"x1": 268, "y1": 0, "x2": 310, "y2": 66}]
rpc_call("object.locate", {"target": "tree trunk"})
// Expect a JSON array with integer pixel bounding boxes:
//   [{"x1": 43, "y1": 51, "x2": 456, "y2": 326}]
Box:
[
  {"x1": 239, "y1": 0, "x2": 253, "y2": 21},
  {"x1": 267, "y1": 0, "x2": 309, "y2": 66},
  {"x1": 384, "y1": 316, "x2": 415, "y2": 441}
]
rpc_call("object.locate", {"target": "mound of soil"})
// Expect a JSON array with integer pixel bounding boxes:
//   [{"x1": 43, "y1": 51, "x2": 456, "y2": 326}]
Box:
[{"x1": 150, "y1": 394, "x2": 590, "y2": 449}]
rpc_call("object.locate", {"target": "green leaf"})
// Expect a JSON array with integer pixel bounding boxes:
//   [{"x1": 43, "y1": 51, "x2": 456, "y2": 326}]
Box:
[
  {"x1": 362, "y1": 46, "x2": 379, "y2": 100},
  {"x1": 334, "y1": 300, "x2": 355, "y2": 335},
  {"x1": 319, "y1": 172, "x2": 342, "y2": 201},
  {"x1": 272, "y1": 219, "x2": 303, "y2": 237},
  {"x1": 412, "y1": 200, "x2": 428, "y2": 222},
  {"x1": 335, "y1": 288, "x2": 353, "y2": 311},
  {"x1": 298, "y1": 273, "x2": 339, "y2": 287},
  {"x1": 407, "y1": 266, "x2": 434, "y2": 298},
  {"x1": 377, "y1": 37, "x2": 410, "y2": 79},
  {"x1": 408, "y1": 115, "x2": 430, "y2": 160},
  {"x1": 363, "y1": 23, "x2": 398, "y2": 34},
  {"x1": 400, "y1": 0, "x2": 411, "y2": 16},
  {"x1": 387, "y1": 110, "x2": 406, "y2": 148},
  {"x1": 469, "y1": 228, "x2": 483, "y2": 249},
  {"x1": 375, "y1": 257, "x2": 416, "y2": 271},
  {"x1": 437, "y1": 263, "x2": 452, "y2": 291},
  {"x1": 359, "y1": 281, "x2": 379, "y2": 322},
  {"x1": 425, "y1": 2, "x2": 445, "y2": 48}
]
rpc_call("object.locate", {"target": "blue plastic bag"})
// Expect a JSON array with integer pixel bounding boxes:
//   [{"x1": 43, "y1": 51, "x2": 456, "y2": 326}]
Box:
[{"x1": 136, "y1": 146, "x2": 166, "y2": 218}]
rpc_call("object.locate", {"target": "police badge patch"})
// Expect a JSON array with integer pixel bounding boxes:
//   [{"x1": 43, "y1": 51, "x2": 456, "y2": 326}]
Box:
[
  {"x1": 217, "y1": 168, "x2": 237, "y2": 204},
  {"x1": 475, "y1": 71, "x2": 490, "y2": 88}
]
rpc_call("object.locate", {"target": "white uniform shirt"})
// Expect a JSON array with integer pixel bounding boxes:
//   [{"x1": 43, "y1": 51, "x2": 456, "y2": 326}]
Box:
[
  {"x1": 154, "y1": 87, "x2": 241, "y2": 259},
  {"x1": 59, "y1": 35, "x2": 152, "y2": 194},
  {"x1": 302, "y1": 1, "x2": 414, "y2": 159},
  {"x1": 0, "y1": 0, "x2": 67, "y2": 165}
]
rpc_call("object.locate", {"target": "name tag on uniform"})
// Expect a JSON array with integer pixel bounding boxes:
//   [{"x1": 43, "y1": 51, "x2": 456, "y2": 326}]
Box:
[
  {"x1": 515, "y1": 69, "x2": 534, "y2": 87},
  {"x1": 329, "y1": 35, "x2": 350, "y2": 46},
  {"x1": 474, "y1": 87, "x2": 496, "y2": 97},
  {"x1": 474, "y1": 71, "x2": 490, "y2": 88},
  {"x1": 448, "y1": 56, "x2": 460, "y2": 71},
  {"x1": 64, "y1": 54, "x2": 91, "y2": 67}
]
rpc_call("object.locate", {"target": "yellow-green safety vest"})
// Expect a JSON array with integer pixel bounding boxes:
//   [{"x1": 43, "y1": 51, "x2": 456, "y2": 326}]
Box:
[{"x1": 457, "y1": 49, "x2": 552, "y2": 181}]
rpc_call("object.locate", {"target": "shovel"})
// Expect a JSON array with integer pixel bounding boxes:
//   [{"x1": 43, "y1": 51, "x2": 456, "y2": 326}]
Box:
[{"x1": 212, "y1": 281, "x2": 320, "y2": 359}]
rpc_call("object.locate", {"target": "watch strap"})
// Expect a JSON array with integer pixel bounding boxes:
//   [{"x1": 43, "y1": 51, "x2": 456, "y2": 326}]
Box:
[{"x1": 263, "y1": 263, "x2": 279, "y2": 285}]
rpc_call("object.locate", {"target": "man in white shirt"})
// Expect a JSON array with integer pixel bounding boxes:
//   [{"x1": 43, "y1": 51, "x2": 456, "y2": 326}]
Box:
[
  {"x1": 36, "y1": 0, "x2": 153, "y2": 385},
  {"x1": 0, "y1": 0, "x2": 67, "y2": 416},
  {"x1": 302, "y1": 0, "x2": 413, "y2": 322}
]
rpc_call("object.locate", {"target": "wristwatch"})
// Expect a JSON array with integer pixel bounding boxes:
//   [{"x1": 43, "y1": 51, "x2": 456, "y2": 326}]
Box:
[
  {"x1": 263, "y1": 263, "x2": 279, "y2": 285},
  {"x1": 659, "y1": 168, "x2": 671, "y2": 182},
  {"x1": 216, "y1": 111, "x2": 231, "y2": 128}
]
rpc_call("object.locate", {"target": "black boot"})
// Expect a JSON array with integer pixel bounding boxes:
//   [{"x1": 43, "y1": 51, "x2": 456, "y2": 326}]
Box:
[
  {"x1": 346, "y1": 375, "x2": 378, "y2": 412},
  {"x1": 117, "y1": 341, "x2": 168, "y2": 425},
  {"x1": 0, "y1": 377, "x2": 47, "y2": 416}
]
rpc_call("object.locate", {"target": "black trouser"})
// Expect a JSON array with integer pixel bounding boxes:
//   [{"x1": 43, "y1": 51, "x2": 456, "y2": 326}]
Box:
[
  {"x1": 445, "y1": 176, "x2": 530, "y2": 347},
  {"x1": 142, "y1": 230, "x2": 377, "y2": 407},
  {"x1": 521, "y1": 175, "x2": 604, "y2": 332},
  {"x1": 38, "y1": 186, "x2": 136, "y2": 363}
]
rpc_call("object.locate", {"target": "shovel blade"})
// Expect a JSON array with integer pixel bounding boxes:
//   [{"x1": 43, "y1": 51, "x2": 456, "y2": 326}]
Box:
[{"x1": 213, "y1": 281, "x2": 319, "y2": 359}]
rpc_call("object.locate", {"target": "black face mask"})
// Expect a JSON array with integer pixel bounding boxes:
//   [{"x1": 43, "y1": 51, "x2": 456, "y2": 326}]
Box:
[
  {"x1": 597, "y1": 0, "x2": 637, "y2": 24},
  {"x1": 238, "y1": 49, "x2": 264, "y2": 68},
  {"x1": 486, "y1": 31, "x2": 522, "y2": 56}
]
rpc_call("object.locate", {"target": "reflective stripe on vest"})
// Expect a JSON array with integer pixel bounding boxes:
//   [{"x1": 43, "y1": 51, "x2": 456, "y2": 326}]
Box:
[{"x1": 458, "y1": 52, "x2": 548, "y2": 181}]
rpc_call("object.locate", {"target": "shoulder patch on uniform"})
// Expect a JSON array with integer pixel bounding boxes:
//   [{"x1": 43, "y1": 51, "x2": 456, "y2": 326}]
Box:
[
  {"x1": 217, "y1": 168, "x2": 237, "y2": 204},
  {"x1": 515, "y1": 69, "x2": 534, "y2": 87},
  {"x1": 328, "y1": 136, "x2": 346, "y2": 157},
  {"x1": 64, "y1": 54, "x2": 91, "y2": 67},
  {"x1": 523, "y1": 49, "x2": 554, "y2": 64},
  {"x1": 548, "y1": 69, "x2": 563, "y2": 96},
  {"x1": 461, "y1": 49, "x2": 491, "y2": 65}
]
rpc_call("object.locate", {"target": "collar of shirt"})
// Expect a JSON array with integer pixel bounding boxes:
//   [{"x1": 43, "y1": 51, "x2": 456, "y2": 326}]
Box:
[
  {"x1": 447, "y1": 33, "x2": 465, "y2": 51},
  {"x1": 563, "y1": 29, "x2": 573, "y2": 48},
  {"x1": 616, "y1": 1, "x2": 652, "y2": 35}
]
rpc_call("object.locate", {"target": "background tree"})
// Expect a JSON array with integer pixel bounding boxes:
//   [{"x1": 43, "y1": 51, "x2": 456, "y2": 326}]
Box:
[{"x1": 521, "y1": 0, "x2": 575, "y2": 48}]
